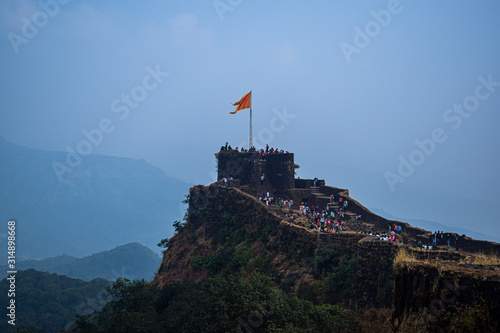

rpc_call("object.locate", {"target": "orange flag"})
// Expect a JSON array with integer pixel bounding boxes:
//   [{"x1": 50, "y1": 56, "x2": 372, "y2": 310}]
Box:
[{"x1": 230, "y1": 91, "x2": 251, "y2": 114}]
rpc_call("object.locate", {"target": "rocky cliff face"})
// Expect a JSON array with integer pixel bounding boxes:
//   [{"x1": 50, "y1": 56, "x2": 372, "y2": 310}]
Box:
[
  {"x1": 393, "y1": 258, "x2": 500, "y2": 332},
  {"x1": 153, "y1": 184, "x2": 398, "y2": 310},
  {"x1": 152, "y1": 183, "x2": 500, "y2": 332}
]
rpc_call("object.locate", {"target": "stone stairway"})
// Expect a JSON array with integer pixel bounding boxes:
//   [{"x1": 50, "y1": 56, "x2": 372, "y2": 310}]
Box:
[
  {"x1": 309, "y1": 186, "x2": 357, "y2": 221},
  {"x1": 310, "y1": 186, "x2": 333, "y2": 207}
]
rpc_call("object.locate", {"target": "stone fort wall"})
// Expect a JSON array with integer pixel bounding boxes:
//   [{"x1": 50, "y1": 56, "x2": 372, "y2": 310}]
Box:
[{"x1": 216, "y1": 150, "x2": 294, "y2": 197}]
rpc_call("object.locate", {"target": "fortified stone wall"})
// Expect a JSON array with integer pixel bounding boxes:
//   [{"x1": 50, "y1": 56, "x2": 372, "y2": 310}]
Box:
[
  {"x1": 265, "y1": 153, "x2": 294, "y2": 196},
  {"x1": 295, "y1": 179, "x2": 325, "y2": 188},
  {"x1": 449, "y1": 235, "x2": 500, "y2": 255},
  {"x1": 216, "y1": 150, "x2": 295, "y2": 198},
  {"x1": 216, "y1": 151, "x2": 261, "y2": 188}
]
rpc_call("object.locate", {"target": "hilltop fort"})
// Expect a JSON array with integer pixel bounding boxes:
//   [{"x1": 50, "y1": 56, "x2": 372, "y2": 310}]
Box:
[{"x1": 152, "y1": 147, "x2": 500, "y2": 332}]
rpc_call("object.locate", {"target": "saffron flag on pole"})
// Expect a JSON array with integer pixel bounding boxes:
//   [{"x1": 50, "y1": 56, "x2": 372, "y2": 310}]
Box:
[{"x1": 230, "y1": 91, "x2": 252, "y2": 114}]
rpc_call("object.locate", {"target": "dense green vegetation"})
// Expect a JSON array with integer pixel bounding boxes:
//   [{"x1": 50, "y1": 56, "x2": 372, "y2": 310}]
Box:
[
  {"x1": 68, "y1": 215, "x2": 359, "y2": 332},
  {"x1": 72, "y1": 273, "x2": 357, "y2": 333},
  {"x1": 0, "y1": 269, "x2": 110, "y2": 333},
  {"x1": 322, "y1": 253, "x2": 358, "y2": 305},
  {"x1": 188, "y1": 209, "x2": 275, "y2": 278}
]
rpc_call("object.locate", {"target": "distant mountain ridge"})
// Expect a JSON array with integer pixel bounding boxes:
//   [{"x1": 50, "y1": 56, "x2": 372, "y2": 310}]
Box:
[
  {"x1": 0, "y1": 242, "x2": 161, "y2": 281},
  {"x1": 0, "y1": 136, "x2": 190, "y2": 260}
]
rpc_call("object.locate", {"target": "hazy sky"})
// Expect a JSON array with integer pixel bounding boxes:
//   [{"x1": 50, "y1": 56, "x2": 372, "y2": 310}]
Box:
[{"x1": 2, "y1": 0, "x2": 500, "y2": 240}]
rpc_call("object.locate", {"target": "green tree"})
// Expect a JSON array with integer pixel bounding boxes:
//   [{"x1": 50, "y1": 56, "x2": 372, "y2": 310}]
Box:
[{"x1": 157, "y1": 238, "x2": 169, "y2": 248}]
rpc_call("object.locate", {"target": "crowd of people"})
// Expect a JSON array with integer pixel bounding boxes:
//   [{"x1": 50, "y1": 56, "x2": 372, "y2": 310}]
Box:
[
  {"x1": 375, "y1": 229, "x2": 464, "y2": 251},
  {"x1": 432, "y1": 231, "x2": 464, "y2": 251},
  {"x1": 259, "y1": 194, "x2": 294, "y2": 209},
  {"x1": 220, "y1": 142, "x2": 290, "y2": 156},
  {"x1": 254, "y1": 185, "x2": 465, "y2": 251},
  {"x1": 416, "y1": 240, "x2": 434, "y2": 250},
  {"x1": 374, "y1": 224, "x2": 457, "y2": 250},
  {"x1": 369, "y1": 223, "x2": 404, "y2": 243},
  {"x1": 220, "y1": 142, "x2": 255, "y2": 153},
  {"x1": 372, "y1": 232, "x2": 400, "y2": 242},
  {"x1": 259, "y1": 191, "x2": 276, "y2": 206},
  {"x1": 400, "y1": 231, "x2": 461, "y2": 251},
  {"x1": 260, "y1": 144, "x2": 289, "y2": 156},
  {"x1": 432, "y1": 230, "x2": 451, "y2": 249},
  {"x1": 295, "y1": 197, "x2": 351, "y2": 233},
  {"x1": 258, "y1": 190, "x2": 352, "y2": 234}
]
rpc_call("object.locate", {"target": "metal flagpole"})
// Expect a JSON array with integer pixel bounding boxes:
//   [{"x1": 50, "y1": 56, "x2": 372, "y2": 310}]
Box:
[{"x1": 249, "y1": 91, "x2": 253, "y2": 148}]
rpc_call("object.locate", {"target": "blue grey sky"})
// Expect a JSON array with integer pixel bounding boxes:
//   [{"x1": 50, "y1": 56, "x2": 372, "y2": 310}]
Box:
[{"x1": 2, "y1": 0, "x2": 500, "y2": 240}]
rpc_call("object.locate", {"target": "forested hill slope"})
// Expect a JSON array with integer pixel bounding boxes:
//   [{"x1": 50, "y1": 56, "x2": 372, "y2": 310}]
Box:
[
  {"x1": 0, "y1": 269, "x2": 111, "y2": 333},
  {"x1": 152, "y1": 184, "x2": 396, "y2": 311},
  {"x1": 150, "y1": 183, "x2": 500, "y2": 332}
]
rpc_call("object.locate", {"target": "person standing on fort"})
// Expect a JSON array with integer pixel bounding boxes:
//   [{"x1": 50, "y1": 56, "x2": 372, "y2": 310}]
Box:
[
  {"x1": 330, "y1": 194, "x2": 333, "y2": 203},
  {"x1": 343, "y1": 200, "x2": 348, "y2": 210},
  {"x1": 261, "y1": 173, "x2": 265, "y2": 185},
  {"x1": 455, "y1": 235, "x2": 459, "y2": 251},
  {"x1": 447, "y1": 234, "x2": 450, "y2": 250},
  {"x1": 289, "y1": 199, "x2": 293, "y2": 210}
]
